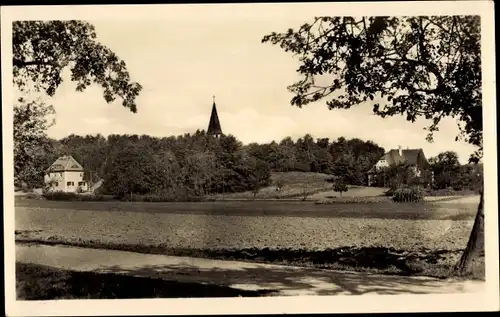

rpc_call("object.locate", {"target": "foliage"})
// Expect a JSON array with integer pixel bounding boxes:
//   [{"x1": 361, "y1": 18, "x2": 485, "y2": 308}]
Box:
[
  {"x1": 428, "y1": 151, "x2": 483, "y2": 191},
  {"x1": 13, "y1": 98, "x2": 56, "y2": 188},
  {"x1": 82, "y1": 132, "x2": 274, "y2": 198},
  {"x1": 42, "y1": 191, "x2": 110, "y2": 201},
  {"x1": 372, "y1": 161, "x2": 432, "y2": 189},
  {"x1": 102, "y1": 143, "x2": 162, "y2": 198},
  {"x1": 20, "y1": 132, "x2": 385, "y2": 198},
  {"x1": 315, "y1": 196, "x2": 390, "y2": 204},
  {"x1": 262, "y1": 16, "x2": 482, "y2": 162},
  {"x1": 392, "y1": 187, "x2": 424, "y2": 203},
  {"x1": 246, "y1": 136, "x2": 384, "y2": 185},
  {"x1": 333, "y1": 179, "x2": 348, "y2": 196},
  {"x1": 275, "y1": 178, "x2": 285, "y2": 192},
  {"x1": 246, "y1": 157, "x2": 272, "y2": 198},
  {"x1": 13, "y1": 20, "x2": 142, "y2": 112},
  {"x1": 122, "y1": 192, "x2": 205, "y2": 203},
  {"x1": 13, "y1": 20, "x2": 142, "y2": 191}
]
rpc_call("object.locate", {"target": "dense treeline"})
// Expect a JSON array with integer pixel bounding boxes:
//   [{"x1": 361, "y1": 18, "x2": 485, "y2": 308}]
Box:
[
  {"x1": 428, "y1": 151, "x2": 483, "y2": 191},
  {"x1": 245, "y1": 135, "x2": 386, "y2": 184},
  {"x1": 15, "y1": 131, "x2": 386, "y2": 196},
  {"x1": 15, "y1": 130, "x2": 482, "y2": 198}
]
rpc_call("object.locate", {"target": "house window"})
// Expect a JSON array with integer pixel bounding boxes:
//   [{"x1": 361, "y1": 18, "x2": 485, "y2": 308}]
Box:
[
  {"x1": 80, "y1": 173, "x2": 83, "y2": 177},
  {"x1": 54, "y1": 182, "x2": 59, "y2": 187},
  {"x1": 67, "y1": 181, "x2": 75, "y2": 186},
  {"x1": 78, "y1": 182, "x2": 86, "y2": 186}
]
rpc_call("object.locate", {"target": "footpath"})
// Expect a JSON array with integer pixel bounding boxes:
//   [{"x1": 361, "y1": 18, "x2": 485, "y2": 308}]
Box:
[{"x1": 16, "y1": 243, "x2": 485, "y2": 296}]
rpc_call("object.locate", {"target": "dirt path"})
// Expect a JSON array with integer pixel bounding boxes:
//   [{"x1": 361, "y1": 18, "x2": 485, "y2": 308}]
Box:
[{"x1": 16, "y1": 244, "x2": 485, "y2": 296}]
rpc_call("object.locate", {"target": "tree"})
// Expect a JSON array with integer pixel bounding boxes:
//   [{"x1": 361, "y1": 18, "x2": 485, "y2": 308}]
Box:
[
  {"x1": 275, "y1": 177, "x2": 286, "y2": 198},
  {"x1": 262, "y1": 16, "x2": 483, "y2": 274},
  {"x1": 429, "y1": 151, "x2": 462, "y2": 189},
  {"x1": 13, "y1": 21, "x2": 142, "y2": 112},
  {"x1": 13, "y1": 21, "x2": 143, "y2": 191},
  {"x1": 247, "y1": 158, "x2": 272, "y2": 199},
  {"x1": 102, "y1": 144, "x2": 159, "y2": 198},
  {"x1": 13, "y1": 98, "x2": 56, "y2": 188},
  {"x1": 333, "y1": 178, "x2": 348, "y2": 197},
  {"x1": 331, "y1": 153, "x2": 354, "y2": 183}
]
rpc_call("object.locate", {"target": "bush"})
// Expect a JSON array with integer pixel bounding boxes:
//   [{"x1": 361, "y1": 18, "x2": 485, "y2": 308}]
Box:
[
  {"x1": 315, "y1": 196, "x2": 390, "y2": 204},
  {"x1": 392, "y1": 187, "x2": 424, "y2": 203},
  {"x1": 125, "y1": 194, "x2": 205, "y2": 202},
  {"x1": 119, "y1": 188, "x2": 206, "y2": 202},
  {"x1": 24, "y1": 192, "x2": 45, "y2": 200},
  {"x1": 76, "y1": 194, "x2": 112, "y2": 201},
  {"x1": 43, "y1": 191, "x2": 111, "y2": 201},
  {"x1": 333, "y1": 180, "x2": 348, "y2": 196},
  {"x1": 43, "y1": 191, "x2": 79, "y2": 201}
]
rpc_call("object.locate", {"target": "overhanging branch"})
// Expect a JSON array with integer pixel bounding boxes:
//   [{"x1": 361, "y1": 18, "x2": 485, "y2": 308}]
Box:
[{"x1": 13, "y1": 58, "x2": 56, "y2": 68}]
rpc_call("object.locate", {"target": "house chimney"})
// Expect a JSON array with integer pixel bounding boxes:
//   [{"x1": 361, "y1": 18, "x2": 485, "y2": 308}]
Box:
[{"x1": 398, "y1": 145, "x2": 402, "y2": 156}]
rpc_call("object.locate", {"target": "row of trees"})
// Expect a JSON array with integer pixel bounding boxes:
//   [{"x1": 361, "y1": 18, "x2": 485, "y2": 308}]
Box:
[
  {"x1": 15, "y1": 131, "x2": 271, "y2": 198},
  {"x1": 14, "y1": 124, "x2": 389, "y2": 198},
  {"x1": 245, "y1": 135, "x2": 385, "y2": 184},
  {"x1": 428, "y1": 151, "x2": 483, "y2": 191},
  {"x1": 15, "y1": 109, "x2": 481, "y2": 198}
]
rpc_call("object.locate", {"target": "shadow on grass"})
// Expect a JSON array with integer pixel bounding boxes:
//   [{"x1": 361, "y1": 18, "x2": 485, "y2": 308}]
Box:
[
  {"x1": 16, "y1": 253, "x2": 483, "y2": 300},
  {"x1": 16, "y1": 263, "x2": 278, "y2": 300},
  {"x1": 92, "y1": 261, "x2": 481, "y2": 296},
  {"x1": 16, "y1": 240, "x2": 485, "y2": 280}
]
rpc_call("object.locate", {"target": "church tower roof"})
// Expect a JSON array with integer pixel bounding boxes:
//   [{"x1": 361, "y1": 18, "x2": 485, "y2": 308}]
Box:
[{"x1": 207, "y1": 96, "x2": 223, "y2": 137}]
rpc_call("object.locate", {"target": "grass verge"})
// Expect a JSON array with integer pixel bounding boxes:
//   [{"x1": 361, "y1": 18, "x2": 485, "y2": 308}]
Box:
[
  {"x1": 16, "y1": 240, "x2": 485, "y2": 281},
  {"x1": 16, "y1": 262, "x2": 277, "y2": 300}
]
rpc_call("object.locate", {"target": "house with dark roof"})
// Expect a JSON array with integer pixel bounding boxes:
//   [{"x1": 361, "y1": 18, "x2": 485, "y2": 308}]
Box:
[
  {"x1": 367, "y1": 146, "x2": 430, "y2": 186},
  {"x1": 44, "y1": 155, "x2": 89, "y2": 193}
]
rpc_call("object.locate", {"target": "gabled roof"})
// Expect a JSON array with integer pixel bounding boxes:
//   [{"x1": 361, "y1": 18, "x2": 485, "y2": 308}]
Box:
[
  {"x1": 384, "y1": 149, "x2": 424, "y2": 166},
  {"x1": 207, "y1": 100, "x2": 223, "y2": 136},
  {"x1": 368, "y1": 148, "x2": 427, "y2": 173},
  {"x1": 46, "y1": 155, "x2": 84, "y2": 172}
]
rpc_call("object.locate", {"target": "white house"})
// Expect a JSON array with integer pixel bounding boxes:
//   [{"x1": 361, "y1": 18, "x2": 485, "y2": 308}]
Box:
[{"x1": 44, "y1": 155, "x2": 89, "y2": 193}]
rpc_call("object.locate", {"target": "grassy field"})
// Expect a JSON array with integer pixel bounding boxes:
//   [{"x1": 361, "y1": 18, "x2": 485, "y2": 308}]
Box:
[
  {"x1": 210, "y1": 172, "x2": 334, "y2": 200},
  {"x1": 15, "y1": 196, "x2": 483, "y2": 279},
  {"x1": 14, "y1": 195, "x2": 479, "y2": 219},
  {"x1": 16, "y1": 262, "x2": 273, "y2": 300}
]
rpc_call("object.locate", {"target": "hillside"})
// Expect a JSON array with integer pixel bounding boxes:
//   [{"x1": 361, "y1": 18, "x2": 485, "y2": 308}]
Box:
[{"x1": 209, "y1": 171, "x2": 333, "y2": 200}]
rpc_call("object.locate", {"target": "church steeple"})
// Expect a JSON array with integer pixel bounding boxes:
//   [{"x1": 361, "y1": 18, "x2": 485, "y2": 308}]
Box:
[{"x1": 207, "y1": 95, "x2": 223, "y2": 138}]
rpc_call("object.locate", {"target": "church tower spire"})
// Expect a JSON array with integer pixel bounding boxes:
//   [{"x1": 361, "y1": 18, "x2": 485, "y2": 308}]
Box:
[{"x1": 207, "y1": 95, "x2": 223, "y2": 138}]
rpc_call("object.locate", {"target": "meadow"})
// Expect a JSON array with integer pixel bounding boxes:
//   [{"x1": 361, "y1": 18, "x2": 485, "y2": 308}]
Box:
[
  {"x1": 15, "y1": 195, "x2": 483, "y2": 279},
  {"x1": 208, "y1": 172, "x2": 389, "y2": 200}
]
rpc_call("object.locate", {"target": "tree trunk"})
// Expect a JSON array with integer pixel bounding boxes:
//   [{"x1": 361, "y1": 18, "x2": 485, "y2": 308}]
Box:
[{"x1": 455, "y1": 189, "x2": 484, "y2": 274}]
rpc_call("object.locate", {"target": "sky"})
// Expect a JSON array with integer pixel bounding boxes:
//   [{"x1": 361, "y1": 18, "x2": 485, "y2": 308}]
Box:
[{"x1": 35, "y1": 6, "x2": 477, "y2": 164}]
